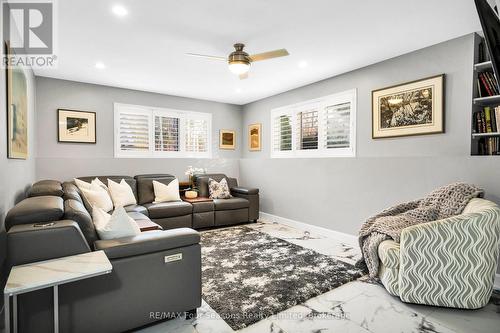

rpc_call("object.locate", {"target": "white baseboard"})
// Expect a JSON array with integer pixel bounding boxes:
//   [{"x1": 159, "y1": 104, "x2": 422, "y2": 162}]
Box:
[
  {"x1": 259, "y1": 211, "x2": 500, "y2": 291},
  {"x1": 259, "y1": 211, "x2": 357, "y2": 245}
]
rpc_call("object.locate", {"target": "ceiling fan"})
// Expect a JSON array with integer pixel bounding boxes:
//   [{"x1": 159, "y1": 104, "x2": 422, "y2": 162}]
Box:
[{"x1": 186, "y1": 43, "x2": 289, "y2": 79}]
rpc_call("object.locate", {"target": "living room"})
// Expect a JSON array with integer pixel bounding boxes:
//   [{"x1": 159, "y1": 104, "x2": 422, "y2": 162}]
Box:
[{"x1": 1, "y1": 0, "x2": 499, "y2": 332}]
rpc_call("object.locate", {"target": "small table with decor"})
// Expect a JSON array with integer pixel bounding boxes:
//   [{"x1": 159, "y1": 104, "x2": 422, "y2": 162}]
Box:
[{"x1": 178, "y1": 181, "x2": 192, "y2": 196}]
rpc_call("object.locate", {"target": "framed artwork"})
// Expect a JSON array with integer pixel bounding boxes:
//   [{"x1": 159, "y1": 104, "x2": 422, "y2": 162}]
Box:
[
  {"x1": 219, "y1": 129, "x2": 235, "y2": 149},
  {"x1": 58, "y1": 109, "x2": 96, "y2": 143},
  {"x1": 248, "y1": 123, "x2": 261, "y2": 151},
  {"x1": 6, "y1": 42, "x2": 28, "y2": 159},
  {"x1": 372, "y1": 74, "x2": 444, "y2": 139}
]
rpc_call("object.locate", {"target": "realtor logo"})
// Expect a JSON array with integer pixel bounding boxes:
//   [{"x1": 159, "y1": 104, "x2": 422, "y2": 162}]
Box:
[
  {"x1": 3, "y1": 1, "x2": 53, "y2": 54},
  {"x1": 2, "y1": 0, "x2": 57, "y2": 68}
]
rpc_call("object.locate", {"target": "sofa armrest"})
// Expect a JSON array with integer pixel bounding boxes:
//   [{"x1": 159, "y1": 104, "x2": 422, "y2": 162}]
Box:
[
  {"x1": 7, "y1": 220, "x2": 91, "y2": 266},
  {"x1": 94, "y1": 228, "x2": 200, "y2": 259},
  {"x1": 398, "y1": 208, "x2": 500, "y2": 308},
  {"x1": 231, "y1": 187, "x2": 260, "y2": 221},
  {"x1": 231, "y1": 186, "x2": 259, "y2": 195},
  {"x1": 5, "y1": 196, "x2": 64, "y2": 231},
  {"x1": 377, "y1": 240, "x2": 400, "y2": 269},
  {"x1": 378, "y1": 240, "x2": 401, "y2": 297}
]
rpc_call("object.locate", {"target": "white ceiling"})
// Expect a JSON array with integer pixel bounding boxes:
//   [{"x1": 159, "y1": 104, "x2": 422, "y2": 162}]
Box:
[{"x1": 34, "y1": 0, "x2": 481, "y2": 105}]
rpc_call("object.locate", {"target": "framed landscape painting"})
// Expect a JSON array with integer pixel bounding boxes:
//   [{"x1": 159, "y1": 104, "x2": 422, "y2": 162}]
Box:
[
  {"x1": 219, "y1": 129, "x2": 235, "y2": 149},
  {"x1": 58, "y1": 109, "x2": 96, "y2": 143},
  {"x1": 372, "y1": 74, "x2": 444, "y2": 138},
  {"x1": 6, "y1": 42, "x2": 28, "y2": 159},
  {"x1": 248, "y1": 123, "x2": 261, "y2": 151}
]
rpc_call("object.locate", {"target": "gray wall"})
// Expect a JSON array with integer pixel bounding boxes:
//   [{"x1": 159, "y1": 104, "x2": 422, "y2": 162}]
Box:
[
  {"x1": 241, "y1": 34, "x2": 500, "y2": 236},
  {"x1": 35, "y1": 77, "x2": 243, "y2": 181},
  {"x1": 0, "y1": 67, "x2": 37, "y2": 297}
]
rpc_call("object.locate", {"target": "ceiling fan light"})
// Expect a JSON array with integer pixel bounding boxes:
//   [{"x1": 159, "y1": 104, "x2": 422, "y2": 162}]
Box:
[{"x1": 228, "y1": 61, "x2": 250, "y2": 75}]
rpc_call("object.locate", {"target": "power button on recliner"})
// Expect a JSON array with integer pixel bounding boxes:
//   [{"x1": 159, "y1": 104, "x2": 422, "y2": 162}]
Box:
[
  {"x1": 164, "y1": 253, "x2": 183, "y2": 263},
  {"x1": 33, "y1": 222, "x2": 55, "y2": 228}
]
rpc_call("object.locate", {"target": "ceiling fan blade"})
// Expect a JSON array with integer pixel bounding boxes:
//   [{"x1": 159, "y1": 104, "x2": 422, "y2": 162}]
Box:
[
  {"x1": 185, "y1": 53, "x2": 226, "y2": 61},
  {"x1": 239, "y1": 72, "x2": 248, "y2": 80},
  {"x1": 249, "y1": 49, "x2": 289, "y2": 62}
]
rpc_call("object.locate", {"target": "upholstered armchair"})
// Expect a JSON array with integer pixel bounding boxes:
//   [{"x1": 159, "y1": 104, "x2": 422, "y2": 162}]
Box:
[{"x1": 378, "y1": 198, "x2": 500, "y2": 309}]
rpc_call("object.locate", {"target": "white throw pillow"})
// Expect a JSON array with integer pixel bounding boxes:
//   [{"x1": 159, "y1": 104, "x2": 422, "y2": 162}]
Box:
[
  {"x1": 153, "y1": 179, "x2": 181, "y2": 203},
  {"x1": 74, "y1": 177, "x2": 108, "y2": 191},
  {"x1": 80, "y1": 182, "x2": 114, "y2": 212},
  {"x1": 74, "y1": 178, "x2": 92, "y2": 191},
  {"x1": 92, "y1": 178, "x2": 109, "y2": 191},
  {"x1": 108, "y1": 179, "x2": 137, "y2": 207},
  {"x1": 92, "y1": 206, "x2": 141, "y2": 240}
]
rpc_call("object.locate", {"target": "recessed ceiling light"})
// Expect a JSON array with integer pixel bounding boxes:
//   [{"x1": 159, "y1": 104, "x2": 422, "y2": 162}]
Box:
[
  {"x1": 298, "y1": 61, "x2": 308, "y2": 68},
  {"x1": 112, "y1": 5, "x2": 128, "y2": 17},
  {"x1": 235, "y1": 88, "x2": 242, "y2": 93},
  {"x1": 95, "y1": 62, "x2": 106, "y2": 69}
]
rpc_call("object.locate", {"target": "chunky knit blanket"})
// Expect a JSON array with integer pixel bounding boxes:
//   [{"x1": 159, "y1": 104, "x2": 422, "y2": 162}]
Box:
[{"x1": 357, "y1": 183, "x2": 484, "y2": 277}]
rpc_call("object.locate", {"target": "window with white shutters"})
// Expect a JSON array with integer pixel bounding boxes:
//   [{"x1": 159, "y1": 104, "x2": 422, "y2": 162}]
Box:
[
  {"x1": 114, "y1": 103, "x2": 212, "y2": 158},
  {"x1": 324, "y1": 102, "x2": 351, "y2": 149},
  {"x1": 185, "y1": 118, "x2": 208, "y2": 153},
  {"x1": 270, "y1": 89, "x2": 356, "y2": 158},
  {"x1": 272, "y1": 114, "x2": 292, "y2": 153},
  {"x1": 116, "y1": 107, "x2": 152, "y2": 156},
  {"x1": 297, "y1": 109, "x2": 319, "y2": 150},
  {"x1": 154, "y1": 115, "x2": 179, "y2": 152}
]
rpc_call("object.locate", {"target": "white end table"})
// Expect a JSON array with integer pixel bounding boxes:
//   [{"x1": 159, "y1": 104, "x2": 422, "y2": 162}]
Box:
[{"x1": 4, "y1": 251, "x2": 112, "y2": 333}]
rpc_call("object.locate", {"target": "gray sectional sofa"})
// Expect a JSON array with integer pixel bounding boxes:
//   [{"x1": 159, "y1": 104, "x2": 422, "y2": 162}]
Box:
[{"x1": 4, "y1": 173, "x2": 259, "y2": 333}]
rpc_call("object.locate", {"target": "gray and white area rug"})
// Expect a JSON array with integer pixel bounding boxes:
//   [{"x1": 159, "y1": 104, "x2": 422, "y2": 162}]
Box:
[{"x1": 200, "y1": 226, "x2": 363, "y2": 330}]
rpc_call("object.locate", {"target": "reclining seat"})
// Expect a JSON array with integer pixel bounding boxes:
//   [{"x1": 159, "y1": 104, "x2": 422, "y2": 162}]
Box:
[
  {"x1": 194, "y1": 173, "x2": 259, "y2": 226},
  {"x1": 135, "y1": 174, "x2": 193, "y2": 229}
]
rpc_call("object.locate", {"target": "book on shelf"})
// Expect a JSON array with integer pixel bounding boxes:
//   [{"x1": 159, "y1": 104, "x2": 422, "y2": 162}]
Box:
[
  {"x1": 478, "y1": 137, "x2": 500, "y2": 155},
  {"x1": 473, "y1": 106, "x2": 500, "y2": 133},
  {"x1": 492, "y1": 107, "x2": 498, "y2": 132},
  {"x1": 485, "y1": 107, "x2": 493, "y2": 132},
  {"x1": 477, "y1": 71, "x2": 499, "y2": 97},
  {"x1": 486, "y1": 72, "x2": 499, "y2": 95},
  {"x1": 496, "y1": 107, "x2": 500, "y2": 131}
]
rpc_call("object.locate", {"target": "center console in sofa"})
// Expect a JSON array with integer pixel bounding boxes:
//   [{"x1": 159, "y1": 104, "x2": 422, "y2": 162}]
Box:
[{"x1": 4, "y1": 173, "x2": 259, "y2": 333}]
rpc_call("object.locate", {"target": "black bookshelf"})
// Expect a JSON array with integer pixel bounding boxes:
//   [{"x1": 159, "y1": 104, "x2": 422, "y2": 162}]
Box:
[{"x1": 471, "y1": 33, "x2": 500, "y2": 156}]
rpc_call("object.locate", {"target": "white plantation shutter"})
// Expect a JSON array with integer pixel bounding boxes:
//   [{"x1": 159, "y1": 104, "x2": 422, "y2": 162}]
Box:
[
  {"x1": 117, "y1": 108, "x2": 151, "y2": 155},
  {"x1": 185, "y1": 118, "x2": 209, "y2": 154},
  {"x1": 296, "y1": 109, "x2": 319, "y2": 150},
  {"x1": 154, "y1": 115, "x2": 179, "y2": 151},
  {"x1": 324, "y1": 102, "x2": 351, "y2": 149},
  {"x1": 272, "y1": 114, "x2": 292, "y2": 152},
  {"x1": 115, "y1": 104, "x2": 211, "y2": 158},
  {"x1": 270, "y1": 89, "x2": 356, "y2": 158}
]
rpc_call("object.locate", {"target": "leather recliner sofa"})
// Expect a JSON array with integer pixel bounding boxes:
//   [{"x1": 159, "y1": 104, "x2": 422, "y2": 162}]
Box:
[
  {"x1": 4, "y1": 173, "x2": 259, "y2": 332},
  {"x1": 69, "y1": 173, "x2": 259, "y2": 231}
]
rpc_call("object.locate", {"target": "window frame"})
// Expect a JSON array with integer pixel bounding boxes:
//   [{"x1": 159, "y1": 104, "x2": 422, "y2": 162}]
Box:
[
  {"x1": 114, "y1": 103, "x2": 212, "y2": 158},
  {"x1": 270, "y1": 89, "x2": 356, "y2": 159}
]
